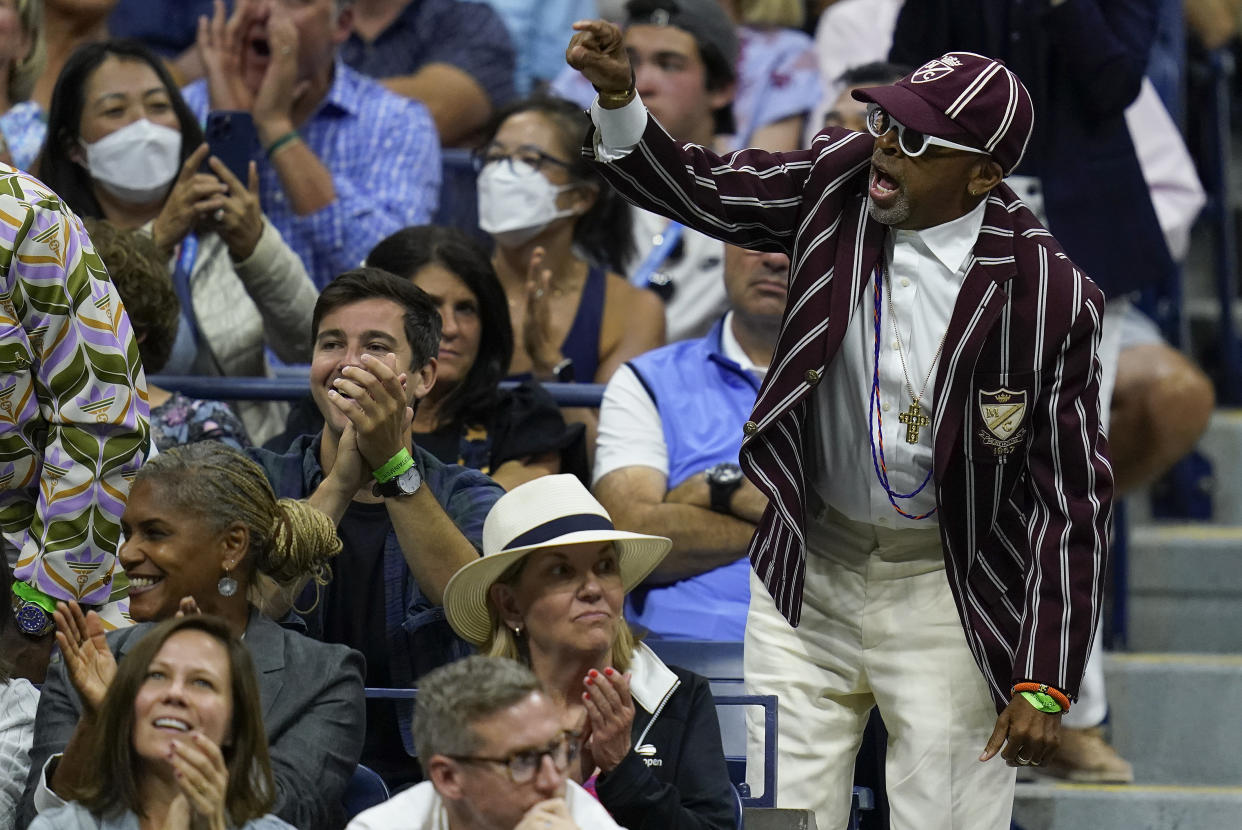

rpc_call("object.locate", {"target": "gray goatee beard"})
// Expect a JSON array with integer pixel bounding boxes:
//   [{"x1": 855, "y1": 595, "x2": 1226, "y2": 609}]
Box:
[{"x1": 866, "y1": 193, "x2": 911, "y2": 226}]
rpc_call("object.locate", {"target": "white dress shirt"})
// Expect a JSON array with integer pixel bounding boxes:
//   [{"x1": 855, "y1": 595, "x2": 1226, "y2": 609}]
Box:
[{"x1": 812, "y1": 199, "x2": 987, "y2": 530}]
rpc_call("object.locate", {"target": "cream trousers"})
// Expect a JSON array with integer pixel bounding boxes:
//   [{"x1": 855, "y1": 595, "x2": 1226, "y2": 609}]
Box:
[{"x1": 744, "y1": 505, "x2": 1017, "y2": 830}]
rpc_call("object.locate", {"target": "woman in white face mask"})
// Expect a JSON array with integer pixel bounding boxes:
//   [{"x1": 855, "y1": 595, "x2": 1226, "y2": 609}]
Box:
[
  {"x1": 37, "y1": 40, "x2": 319, "y2": 447},
  {"x1": 477, "y1": 97, "x2": 665, "y2": 390}
]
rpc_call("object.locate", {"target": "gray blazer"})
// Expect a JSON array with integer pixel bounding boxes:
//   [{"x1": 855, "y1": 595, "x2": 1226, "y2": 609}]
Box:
[{"x1": 18, "y1": 609, "x2": 365, "y2": 830}]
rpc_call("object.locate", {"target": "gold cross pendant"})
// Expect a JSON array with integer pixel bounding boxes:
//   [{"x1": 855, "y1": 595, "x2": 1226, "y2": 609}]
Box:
[{"x1": 898, "y1": 401, "x2": 930, "y2": 443}]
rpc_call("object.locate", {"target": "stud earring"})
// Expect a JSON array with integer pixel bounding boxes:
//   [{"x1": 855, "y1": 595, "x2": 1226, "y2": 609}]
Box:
[
  {"x1": 217, "y1": 567, "x2": 238, "y2": 598},
  {"x1": 512, "y1": 625, "x2": 523, "y2": 637}
]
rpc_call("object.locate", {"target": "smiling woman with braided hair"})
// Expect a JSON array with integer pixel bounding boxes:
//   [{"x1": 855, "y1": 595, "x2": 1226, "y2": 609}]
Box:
[{"x1": 18, "y1": 443, "x2": 367, "y2": 830}]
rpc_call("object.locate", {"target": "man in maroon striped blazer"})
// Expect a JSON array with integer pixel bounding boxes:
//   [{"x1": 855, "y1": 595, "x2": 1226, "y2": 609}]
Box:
[{"x1": 569, "y1": 20, "x2": 1113, "y2": 829}]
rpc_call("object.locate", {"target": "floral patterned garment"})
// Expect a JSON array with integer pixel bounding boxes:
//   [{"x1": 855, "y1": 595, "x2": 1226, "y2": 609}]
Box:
[
  {"x1": 150, "y1": 391, "x2": 252, "y2": 453},
  {"x1": 3, "y1": 168, "x2": 150, "y2": 603}
]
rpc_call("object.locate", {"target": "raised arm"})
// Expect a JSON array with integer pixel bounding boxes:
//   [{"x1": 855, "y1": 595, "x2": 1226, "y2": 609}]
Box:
[{"x1": 567, "y1": 20, "x2": 868, "y2": 255}]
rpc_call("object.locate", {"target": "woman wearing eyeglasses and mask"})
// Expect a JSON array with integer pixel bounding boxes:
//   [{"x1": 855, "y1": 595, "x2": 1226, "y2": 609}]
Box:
[
  {"x1": 443, "y1": 475, "x2": 736, "y2": 830},
  {"x1": 477, "y1": 97, "x2": 665, "y2": 388},
  {"x1": 29, "y1": 615, "x2": 294, "y2": 830},
  {"x1": 37, "y1": 39, "x2": 319, "y2": 445}
]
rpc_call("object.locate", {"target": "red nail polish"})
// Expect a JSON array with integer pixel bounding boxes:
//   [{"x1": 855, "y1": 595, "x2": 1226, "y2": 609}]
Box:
[
  {"x1": 585, "y1": 676, "x2": 593, "y2": 685},
  {"x1": 584, "y1": 692, "x2": 591, "y2": 700},
  {"x1": 605, "y1": 667, "x2": 614, "y2": 677}
]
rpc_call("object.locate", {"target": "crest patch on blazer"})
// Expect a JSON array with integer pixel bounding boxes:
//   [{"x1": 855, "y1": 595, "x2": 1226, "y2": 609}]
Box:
[{"x1": 977, "y1": 387, "x2": 1027, "y2": 457}]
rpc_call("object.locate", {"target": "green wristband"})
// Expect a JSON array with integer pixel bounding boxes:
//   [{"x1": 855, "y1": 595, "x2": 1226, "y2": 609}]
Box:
[
  {"x1": 264, "y1": 129, "x2": 300, "y2": 159},
  {"x1": 372, "y1": 448, "x2": 415, "y2": 483},
  {"x1": 13, "y1": 580, "x2": 57, "y2": 614},
  {"x1": 1019, "y1": 690, "x2": 1063, "y2": 713}
]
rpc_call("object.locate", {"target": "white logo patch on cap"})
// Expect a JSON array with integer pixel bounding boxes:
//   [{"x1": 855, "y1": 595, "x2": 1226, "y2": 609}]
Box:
[{"x1": 912, "y1": 57, "x2": 960, "y2": 83}]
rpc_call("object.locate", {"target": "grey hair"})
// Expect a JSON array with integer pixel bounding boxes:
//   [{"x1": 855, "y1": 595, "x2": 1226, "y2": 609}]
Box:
[
  {"x1": 412, "y1": 656, "x2": 541, "y2": 761},
  {"x1": 133, "y1": 442, "x2": 341, "y2": 586}
]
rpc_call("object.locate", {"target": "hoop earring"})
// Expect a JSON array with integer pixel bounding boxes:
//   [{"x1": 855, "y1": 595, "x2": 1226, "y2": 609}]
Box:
[{"x1": 217, "y1": 567, "x2": 238, "y2": 598}]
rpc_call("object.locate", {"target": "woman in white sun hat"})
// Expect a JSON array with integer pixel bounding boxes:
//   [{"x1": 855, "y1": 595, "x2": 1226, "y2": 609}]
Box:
[{"x1": 443, "y1": 474, "x2": 735, "y2": 830}]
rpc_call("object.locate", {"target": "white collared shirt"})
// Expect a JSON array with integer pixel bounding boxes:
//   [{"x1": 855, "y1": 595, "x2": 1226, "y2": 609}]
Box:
[{"x1": 812, "y1": 198, "x2": 987, "y2": 529}]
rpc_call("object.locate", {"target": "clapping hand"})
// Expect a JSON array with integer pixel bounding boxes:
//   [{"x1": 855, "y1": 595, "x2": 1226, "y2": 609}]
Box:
[
  {"x1": 566, "y1": 20, "x2": 632, "y2": 94},
  {"x1": 167, "y1": 732, "x2": 231, "y2": 830},
  {"x1": 580, "y1": 667, "x2": 634, "y2": 774},
  {"x1": 326, "y1": 352, "x2": 414, "y2": 473},
  {"x1": 523, "y1": 247, "x2": 566, "y2": 378},
  {"x1": 52, "y1": 601, "x2": 116, "y2": 716}
]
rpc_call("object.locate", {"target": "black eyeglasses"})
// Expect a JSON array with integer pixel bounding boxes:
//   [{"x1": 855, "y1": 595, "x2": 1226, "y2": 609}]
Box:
[
  {"x1": 865, "y1": 104, "x2": 987, "y2": 158},
  {"x1": 472, "y1": 142, "x2": 574, "y2": 175},
  {"x1": 447, "y1": 731, "x2": 580, "y2": 784}
]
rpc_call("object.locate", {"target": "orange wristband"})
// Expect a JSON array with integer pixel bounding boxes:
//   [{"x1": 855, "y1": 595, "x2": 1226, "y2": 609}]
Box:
[{"x1": 1011, "y1": 682, "x2": 1071, "y2": 712}]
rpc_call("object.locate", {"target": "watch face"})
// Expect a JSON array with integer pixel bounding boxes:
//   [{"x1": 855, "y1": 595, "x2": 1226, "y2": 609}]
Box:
[
  {"x1": 15, "y1": 602, "x2": 52, "y2": 636},
  {"x1": 398, "y1": 466, "x2": 422, "y2": 494},
  {"x1": 708, "y1": 463, "x2": 743, "y2": 486},
  {"x1": 375, "y1": 464, "x2": 423, "y2": 497}
]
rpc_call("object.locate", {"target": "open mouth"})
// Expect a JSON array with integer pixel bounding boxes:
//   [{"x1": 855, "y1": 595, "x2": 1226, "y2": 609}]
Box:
[
  {"x1": 153, "y1": 717, "x2": 191, "y2": 732},
  {"x1": 869, "y1": 166, "x2": 901, "y2": 203},
  {"x1": 127, "y1": 575, "x2": 164, "y2": 596}
]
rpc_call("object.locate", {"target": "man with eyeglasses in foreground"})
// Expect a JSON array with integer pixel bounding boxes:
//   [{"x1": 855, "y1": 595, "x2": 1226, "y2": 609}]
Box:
[
  {"x1": 346, "y1": 656, "x2": 621, "y2": 830},
  {"x1": 568, "y1": 27, "x2": 1112, "y2": 830}
]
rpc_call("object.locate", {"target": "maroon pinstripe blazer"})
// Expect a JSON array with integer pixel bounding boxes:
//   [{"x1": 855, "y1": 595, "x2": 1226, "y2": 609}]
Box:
[{"x1": 591, "y1": 119, "x2": 1113, "y2": 708}]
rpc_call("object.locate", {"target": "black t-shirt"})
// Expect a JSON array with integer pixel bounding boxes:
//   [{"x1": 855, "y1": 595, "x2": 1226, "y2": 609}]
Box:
[
  {"x1": 413, "y1": 381, "x2": 587, "y2": 481},
  {"x1": 323, "y1": 500, "x2": 419, "y2": 788}
]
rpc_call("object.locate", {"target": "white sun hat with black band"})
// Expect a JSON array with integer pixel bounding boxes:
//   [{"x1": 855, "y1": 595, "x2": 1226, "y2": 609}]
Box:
[{"x1": 443, "y1": 474, "x2": 673, "y2": 645}]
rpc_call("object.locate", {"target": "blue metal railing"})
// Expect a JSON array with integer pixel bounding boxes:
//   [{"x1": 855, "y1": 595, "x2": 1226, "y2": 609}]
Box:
[{"x1": 151, "y1": 374, "x2": 608, "y2": 408}]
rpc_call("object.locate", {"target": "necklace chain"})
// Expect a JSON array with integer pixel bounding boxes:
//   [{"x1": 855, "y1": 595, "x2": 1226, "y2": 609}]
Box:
[{"x1": 883, "y1": 260, "x2": 947, "y2": 407}]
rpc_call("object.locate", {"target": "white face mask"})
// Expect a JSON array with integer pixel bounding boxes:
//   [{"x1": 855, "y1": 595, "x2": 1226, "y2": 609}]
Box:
[
  {"x1": 82, "y1": 119, "x2": 182, "y2": 205},
  {"x1": 476, "y1": 160, "x2": 578, "y2": 248}
]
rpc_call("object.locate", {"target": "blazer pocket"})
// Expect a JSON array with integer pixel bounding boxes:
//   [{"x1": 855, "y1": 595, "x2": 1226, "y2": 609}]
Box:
[{"x1": 964, "y1": 372, "x2": 1036, "y2": 466}]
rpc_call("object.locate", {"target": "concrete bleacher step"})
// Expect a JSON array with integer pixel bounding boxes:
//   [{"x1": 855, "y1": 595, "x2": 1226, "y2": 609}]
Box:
[
  {"x1": 1190, "y1": 409, "x2": 1242, "y2": 524},
  {"x1": 1013, "y1": 782, "x2": 1242, "y2": 830},
  {"x1": 1125, "y1": 524, "x2": 1242, "y2": 653},
  {"x1": 1103, "y1": 653, "x2": 1242, "y2": 786}
]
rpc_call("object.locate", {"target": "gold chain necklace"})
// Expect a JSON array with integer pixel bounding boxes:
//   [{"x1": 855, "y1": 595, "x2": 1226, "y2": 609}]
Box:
[{"x1": 884, "y1": 261, "x2": 947, "y2": 444}]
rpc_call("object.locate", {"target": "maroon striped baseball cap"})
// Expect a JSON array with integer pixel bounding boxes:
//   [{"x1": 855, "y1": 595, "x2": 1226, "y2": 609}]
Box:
[{"x1": 851, "y1": 51, "x2": 1034, "y2": 175}]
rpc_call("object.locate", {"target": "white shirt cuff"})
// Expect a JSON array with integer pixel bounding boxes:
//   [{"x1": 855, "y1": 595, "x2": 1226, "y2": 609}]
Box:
[
  {"x1": 589, "y1": 93, "x2": 649, "y2": 162},
  {"x1": 33, "y1": 755, "x2": 67, "y2": 814}
]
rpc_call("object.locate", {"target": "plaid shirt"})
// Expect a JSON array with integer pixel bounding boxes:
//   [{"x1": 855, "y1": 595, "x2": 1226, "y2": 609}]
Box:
[
  {"x1": 249, "y1": 433, "x2": 502, "y2": 750},
  {"x1": 341, "y1": 0, "x2": 516, "y2": 109},
  {"x1": 183, "y1": 62, "x2": 441, "y2": 290}
]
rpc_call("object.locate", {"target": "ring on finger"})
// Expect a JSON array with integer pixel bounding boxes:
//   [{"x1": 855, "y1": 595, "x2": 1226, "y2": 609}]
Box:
[
  {"x1": 213, "y1": 207, "x2": 225, "y2": 223},
  {"x1": 1016, "y1": 753, "x2": 1033, "y2": 765}
]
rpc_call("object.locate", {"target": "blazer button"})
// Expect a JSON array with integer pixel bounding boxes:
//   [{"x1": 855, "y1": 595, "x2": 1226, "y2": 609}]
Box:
[
  {"x1": 804, "y1": 369, "x2": 821, "y2": 386},
  {"x1": 743, "y1": 421, "x2": 759, "y2": 436}
]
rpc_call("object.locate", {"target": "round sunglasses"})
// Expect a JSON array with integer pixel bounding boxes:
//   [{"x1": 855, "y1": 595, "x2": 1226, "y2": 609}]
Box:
[{"x1": 865, "y1": 104, "x2": 988, "y2": 158}]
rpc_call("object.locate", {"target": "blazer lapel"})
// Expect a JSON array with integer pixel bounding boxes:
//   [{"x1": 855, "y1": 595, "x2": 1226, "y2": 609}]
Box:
[
  {"x1": 241, "y1": 608, "x2": 287, "y2": 721},
  {"x1": 932, "y1": 194, "x2": 1020, "y2": 475},
  {"x1": 750, "y1": 195, "x2": 884, "y2": 429}
]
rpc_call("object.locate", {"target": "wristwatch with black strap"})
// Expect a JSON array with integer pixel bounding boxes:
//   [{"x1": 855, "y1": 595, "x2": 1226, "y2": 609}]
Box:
[
  {"x1": 371, "y1": 447, "x2": 423, "y2": 498},
  {"x1": 705, "y1": 462, "x2": 744, "y2": 514}
]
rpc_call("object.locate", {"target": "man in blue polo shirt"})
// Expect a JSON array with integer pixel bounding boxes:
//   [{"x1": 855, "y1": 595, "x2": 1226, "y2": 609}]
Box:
[{"x1": 592, "y1": 245, "x2": 788, "y2": 639}]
